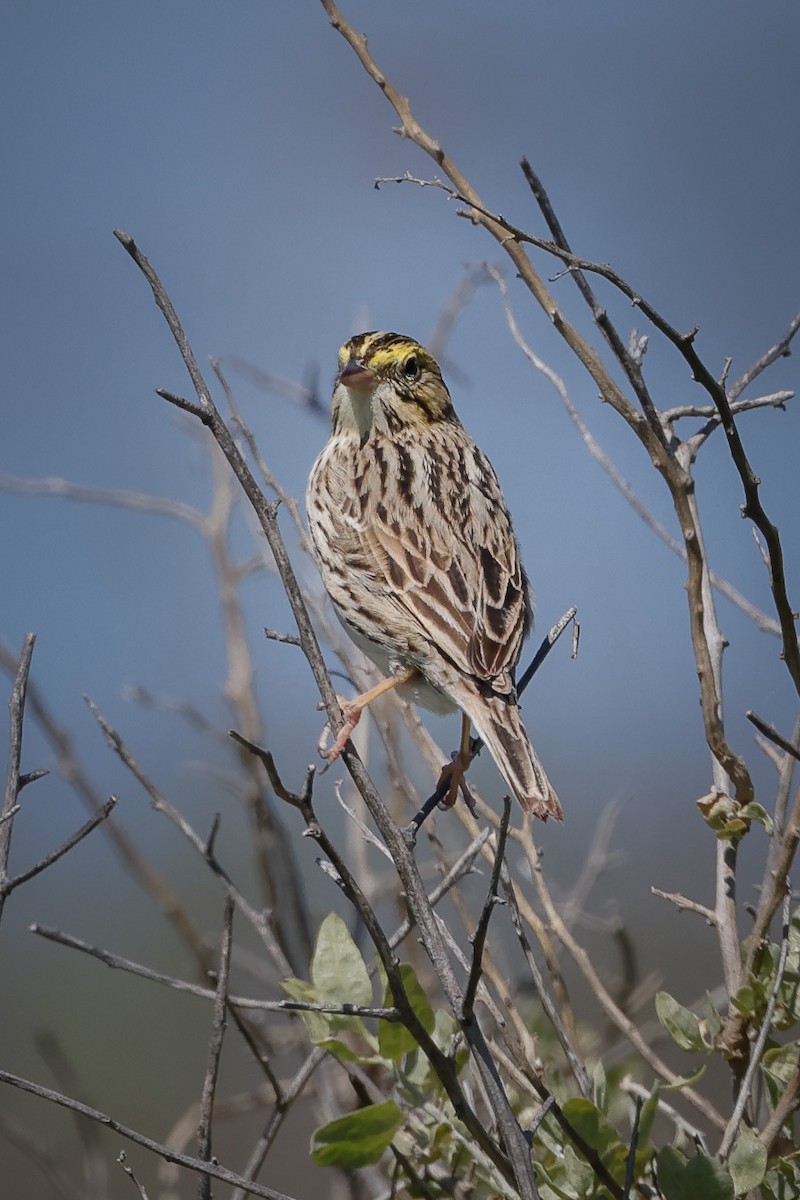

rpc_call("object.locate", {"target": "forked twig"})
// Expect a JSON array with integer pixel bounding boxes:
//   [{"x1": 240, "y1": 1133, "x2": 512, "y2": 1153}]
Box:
[{"x1": 463, "y1": 798, "x2": 512, "y2": 1019}]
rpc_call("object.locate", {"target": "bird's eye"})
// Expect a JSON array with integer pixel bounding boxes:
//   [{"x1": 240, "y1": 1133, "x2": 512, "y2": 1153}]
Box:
[{"x1": 402, "y1": 356, "x2": 419, "y2": 380}]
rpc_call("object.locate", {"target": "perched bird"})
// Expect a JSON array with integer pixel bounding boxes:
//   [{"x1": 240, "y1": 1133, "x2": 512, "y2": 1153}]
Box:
[{"x1": 306, "y1": 331, "x2": 562, "y2": 821}]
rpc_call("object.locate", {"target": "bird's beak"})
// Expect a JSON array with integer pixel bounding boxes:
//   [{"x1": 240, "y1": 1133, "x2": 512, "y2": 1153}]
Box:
[{"x1": 338, "y1": 358, "x2": 378, "y2": 392}]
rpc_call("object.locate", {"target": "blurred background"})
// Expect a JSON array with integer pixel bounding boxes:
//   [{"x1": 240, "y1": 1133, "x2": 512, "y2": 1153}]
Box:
[{"x1": 1, "y1": 2, "x2": 798, "y2": 1195}]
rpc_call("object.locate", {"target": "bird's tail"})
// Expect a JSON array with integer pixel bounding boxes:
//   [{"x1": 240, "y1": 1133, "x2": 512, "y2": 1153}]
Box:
[{"x1": 455, "y1": 684, "x2": 563, "y2": 821}]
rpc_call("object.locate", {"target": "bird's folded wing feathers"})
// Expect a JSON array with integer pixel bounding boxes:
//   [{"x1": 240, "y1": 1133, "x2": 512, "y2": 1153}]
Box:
[{"x1": 362, "y1": 471, "x2": 528, "y2": 694}]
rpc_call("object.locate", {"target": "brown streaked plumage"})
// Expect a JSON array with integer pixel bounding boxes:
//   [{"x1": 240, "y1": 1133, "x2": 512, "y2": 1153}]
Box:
[{"x1": 306, "y1": 332, "x2": 562, "y2": 821}]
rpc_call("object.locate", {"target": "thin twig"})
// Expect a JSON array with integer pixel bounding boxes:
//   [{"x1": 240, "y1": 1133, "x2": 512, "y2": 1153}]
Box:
[
  {"x1": 758, "y1": 1064, "x2": 800, "y2": 1154},
  {"x1": 237, "y1": 738, "x2": 521, "y2": 1189},
  {"x1": 0, "y1": 1070, "x2": 298, "y2": 1200},
  {"x1": 0, "y1": 633, "x2": 36, "y2": 924},
  {"x1": 3, "y1": 799, "x2": 117, "y2": 900},
  {"x1": 516, "y1": 819, "x2": 726, "y2": 1129},
  {"x1": 650, "y1": 888, "x2": 717, "y2": 925},
  {"x1": 622, "y1": 1096, "x2": 643, "y2": 1200},
  {"x1": 719, "y1": 887, "x2": 793, "y2": 1158},
  {"x1": 229, "y1": 1049, "x2": 326, "y2": 1200},
  {"x1": 117, "y1": 1152, "x2": 151, "y2": 1199},
  {"x1": 0, "y1": 474, "x2": 206, "y2": 531},
  {"x1": 487, "y1": 263, "x2": 781, "y2": 637},
  {"x1": 197, "y1": 895, "x2": 235, "y2": 1200},
  {"x1": 463, "y1": 798, "x2": 512, "y2": 1019},
  {"x1": 746, "y1": 711, "x2": 800, "y2": 762},
  {"x1": 728, "y1": 312, "x2": 800, "y2": 402},
  {"x1": 86, "y1": 697, "x2": 294, "y2": 978},
  {"x1": 501, "y1": 864, "x2": 591, "y2": 1099},
  {"x1": 0, "y1": 643, "x2": 215, "y2": 977}
]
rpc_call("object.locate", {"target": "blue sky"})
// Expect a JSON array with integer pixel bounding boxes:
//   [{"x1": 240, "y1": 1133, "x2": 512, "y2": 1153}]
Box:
[
  {"x1": 3, "y1": 0, "x2": 798, "y2": 904},
  {"x1": 1, "y1": 3, "x2": 799, "y2": 1185}
]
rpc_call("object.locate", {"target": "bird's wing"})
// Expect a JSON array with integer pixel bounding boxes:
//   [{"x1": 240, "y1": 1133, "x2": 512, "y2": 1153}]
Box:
[{"x1": 361, "y1": 435, "x2": 530, "y2": 694}]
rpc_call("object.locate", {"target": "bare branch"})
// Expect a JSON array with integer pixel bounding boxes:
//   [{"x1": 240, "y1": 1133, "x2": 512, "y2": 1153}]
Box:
[
  {"x1": 486, "y1": 263, "x2": 780, "y2": 639},
  {"x1": 0, "y1": 641, "x2": 215, "y2": 976},
  {"x1": 728, "y1": 312, "x2": 800, "y2": 402},
  {"x1": 221, "y1": 355, "x2": 326, "y2": 419},
  {"x1": 0, "y1": 473, "x2": 207, "y2": 532},
  {"x1": 746, "y1": 710, "x2": 800, "y2": 762},
  {"x1": 651, "y1": 888, "x2": 716, "y2": 925},
  {"x1": 0, "y1": 633, "x2": 36, "y2": 924},
  {"x1": 86, "y1": 697, "x2": 294, "y2": 978},
  {"x1": 516, "y1": 819, "x2": 726, "y2": 1129},
  {"x1": 2, "y1": 798, "x2": 116, "y2": 899},
  {"x1": 197, "y1": 895, "x2": 234, "y2": 1200},
  {"x1": 0, "y1": 1070, "x2": 299, "y2": 1200},
  {"x1": 462, "y1": 798, "x2": 511, "y2": 1019},
  {"x1": 758, "y1": 1064, "x2": 800, "y2": 1155},
  {"x1": 117, "y1": 1152, "x2": 151, "y2": 1199},
  {"x1": 502, "y1": 863, "x2": 592, "y2": 1099}
]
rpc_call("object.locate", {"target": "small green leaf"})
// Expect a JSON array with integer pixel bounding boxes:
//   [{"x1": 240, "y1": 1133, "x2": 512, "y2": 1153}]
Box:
[
  {"x1": 280, "y1": 976, "x2": 331, "y2": 1043},
  {"x1": 731, "y1": 980, "x2": 766, "y2": 1020},
  {"x1": 761, "y1": 1040, "x2": 800, "y2": 1085},
  {"x1": 636, "y1": 1085, "x2": 659, "y2": 1152},
  {"x1": 561, "y1": 1097, "x2": 628, "y2": 1184},
  {"x1": 655, "y1": 991, "x2": 705, "y2": 1052},
  {"x1": 282, "y1": 966, "x2": 375, "y2": 1050},
  {"x1": 699, "y1": 992, "x2": 722, "y2": 1047},
  {"x1": 661, "y1": 1064, "x2": 707, "y2": 1092},
  {"x1": 311, "y1": 913, "x2": 372, "y2": 1007},
  {"x1": 378, "y1": 963, "x2": 435, "y2": 1061},
  {"x1": 592, "y1": 1059, "x2": 607, "y2": 1112},
  {"x1": 562, "y1": 1142, "x2": 595, "y2": 1197},
  {"x1": 728, "y1": 1127, "x2": 767, "y2": 1194},
  {"x1": 656, "y1": 1145, "x2": 734, "y2": 1200},
  {"x1": 314, "y1": 1036, "x2": 382, "y2": 1065},
  {"x1": 738, "y1": 802, "x2": 774, "y2": 835},
  {"x1": 405, "y1": 1009, "x2": 465, "y2": 1093},
  {"x1": 311, "y1": 1100, "x2": 403, "y2": 1168}
]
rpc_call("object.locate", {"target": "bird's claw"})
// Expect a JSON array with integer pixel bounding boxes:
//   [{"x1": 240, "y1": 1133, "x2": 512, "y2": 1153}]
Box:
[
  {"x1": 317, "y1": 697, "x2": 362, "y2": 764},
  {"x1": 436, "y1": 750, "x2": 476, "y2": 815}
]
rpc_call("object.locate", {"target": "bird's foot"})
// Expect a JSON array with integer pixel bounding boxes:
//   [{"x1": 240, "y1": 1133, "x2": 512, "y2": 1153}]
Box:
[
  {"x1": 317, "y1": 697, "x2": 362, "y2": 764},
  {"x1": 436, "y1": 750, "x2": 477, "y2": 816}
]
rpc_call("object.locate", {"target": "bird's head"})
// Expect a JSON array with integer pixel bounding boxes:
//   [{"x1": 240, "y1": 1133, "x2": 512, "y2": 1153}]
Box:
[{"x1": 331, "y1": 331, "x2": 458, "y2": 440}]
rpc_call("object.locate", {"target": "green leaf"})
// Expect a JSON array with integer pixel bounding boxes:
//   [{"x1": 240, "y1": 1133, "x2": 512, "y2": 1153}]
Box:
[
  {"x1": 560, "y1": 1097, "x2": 628, "y2": 1184},
  {"x1": 636, "y1": 1085, "x2": 659, "y2": 1152},
  {"x1": 281, "y1": 965, "x2": 377, "y2": 1052},
  {"x1": 592, "y1": 1059, "x2": 608, "y2": 1112},
  {"x1": 280, "y1": 976, "x2": 332, "y2": 1043},
  {"x1": 656, "y1": 1146, "x2": 734, "y2": 1200},
  {"x1": 311, "y1": 1100, "x2": 404, "y2": 1168},
  {"x1": 699, "y1": 992, "x2": 722, "y2": 1047},
  {"x1": 738, "y1": 802, "x2": 774, "y2": 835},
  {"x1": 655, "y1": 991, "x2": 705, "y2": 1052},
  {"x1": 761, "y1": 1040, "x2": 800, "y2": 1085},
  {"x1": 378, "y1": 963, "x2": 435, "y2": 1062},
  {"x1": 562, "y1": 1142, "x2": 595, "y2": 1197},
  {"x1": 662, "y1": 1064, "x2": 707, "y2": 1092},
  {"x1": 728, "y1": 1127, "x2": 767, "y2": 1194},
  {"x1": 731, "y1": 980, "x2": 766, "y2": 1020},
  {"x1": 697, "y1": 793, "x2": 752, "y2": 841},
  {"x1": 405, "y1": 1008, "x2": 465, "y2": 1093},
  {"x1": 311, "y1": 913, "x2": 372, "y2": 1007}
]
